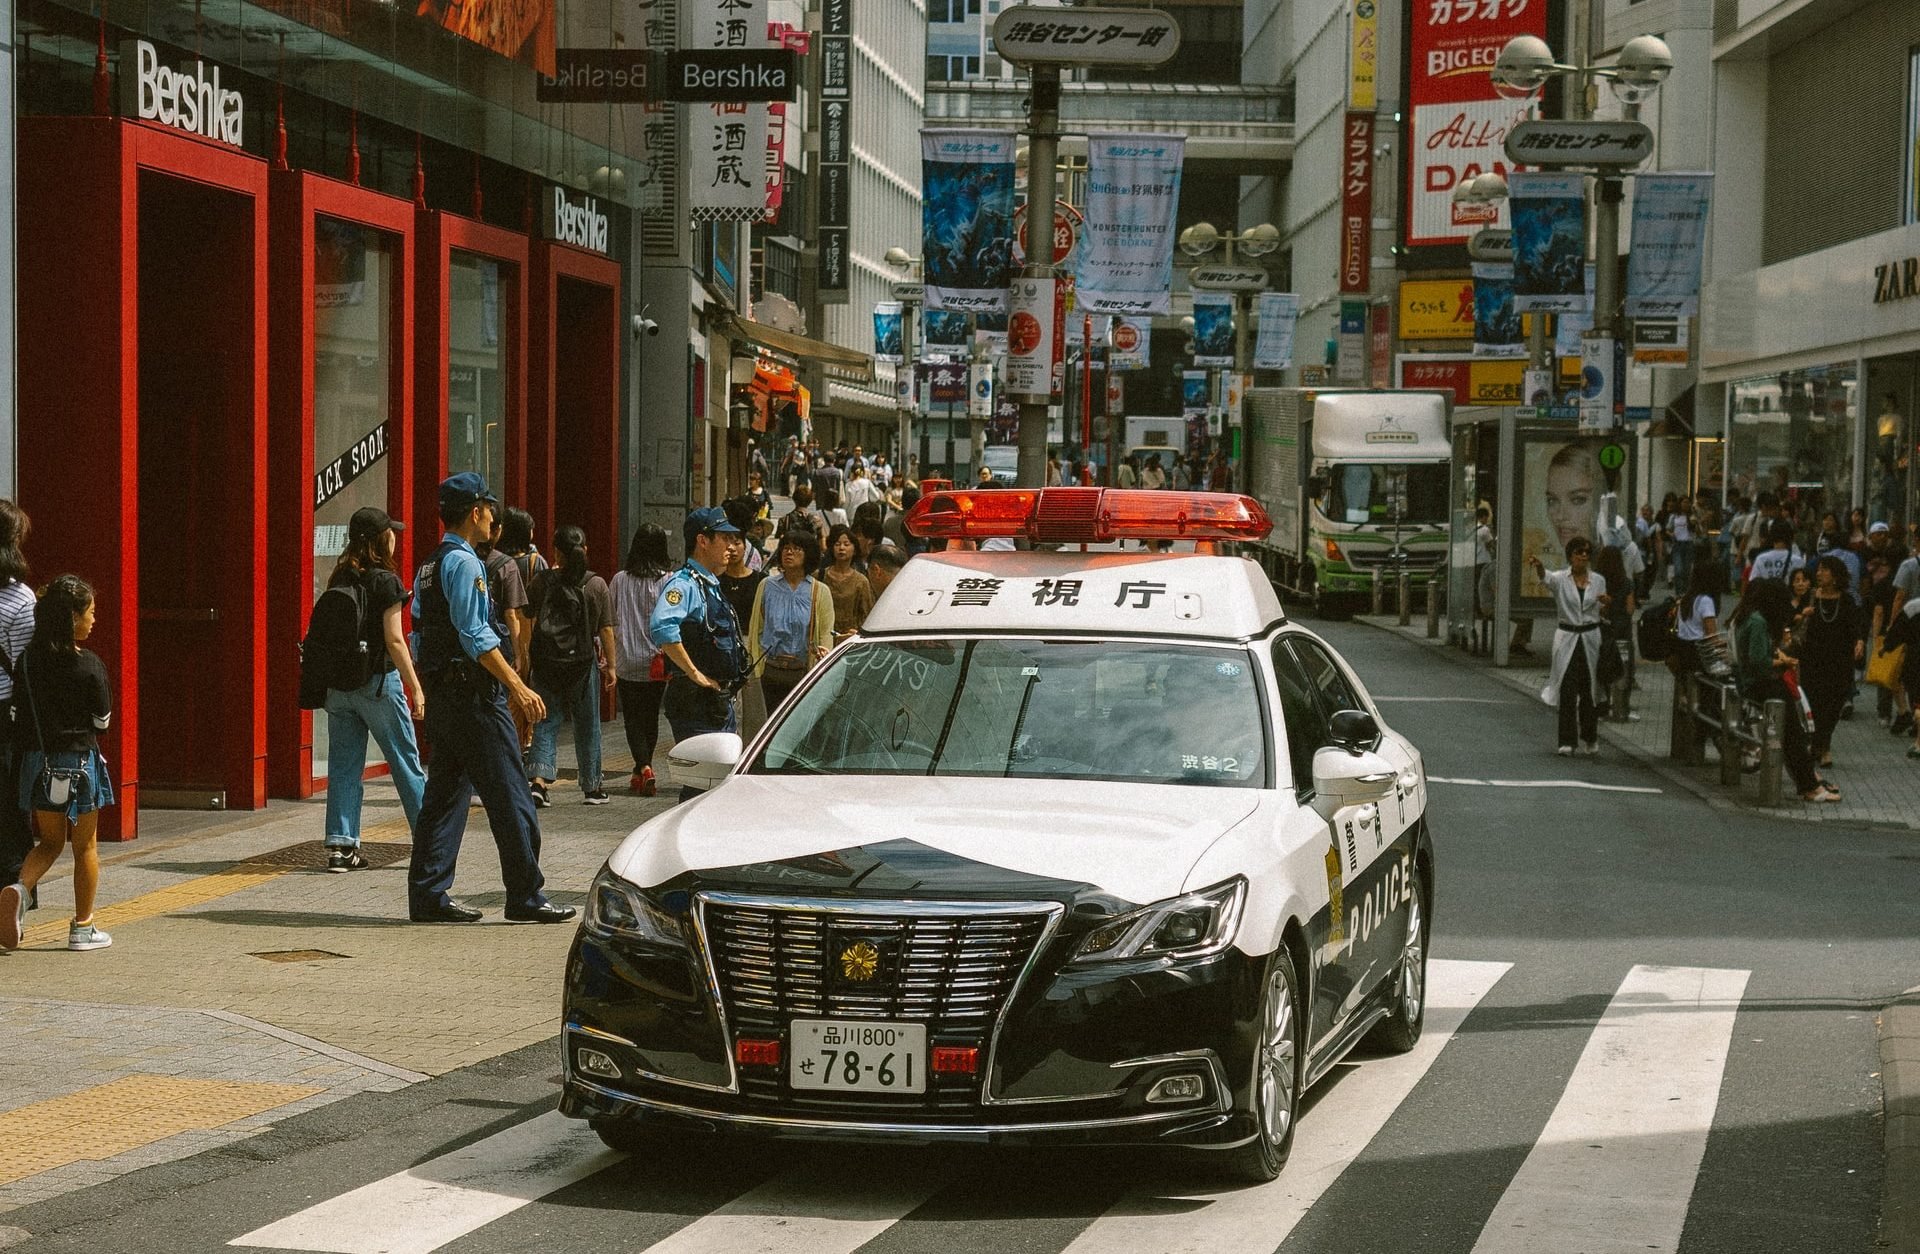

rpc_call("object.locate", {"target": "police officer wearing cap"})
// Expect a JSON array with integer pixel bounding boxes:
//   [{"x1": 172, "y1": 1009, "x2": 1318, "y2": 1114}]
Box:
[
  {"x1": 408, "y1": 472, "x2": 575, "y2": 924},
  {"x1": 650, "y1": 507, "x2": 750, "y2": 798}
]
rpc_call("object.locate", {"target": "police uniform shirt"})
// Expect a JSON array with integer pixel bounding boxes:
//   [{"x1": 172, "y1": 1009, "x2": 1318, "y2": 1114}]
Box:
[
  {"x1": 415, "y1": 535, "x2": 503, "y2": 662},
  {"x1": 647, "y1": 558, "x2": 727, "y2": 657}
]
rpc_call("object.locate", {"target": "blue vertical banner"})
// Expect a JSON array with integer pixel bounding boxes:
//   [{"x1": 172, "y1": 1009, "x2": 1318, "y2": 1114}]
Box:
[
  {"x1": 1626, "y1": 173, "x2": 1714, "y2": 319},
  {"x1": 873, "y1": 301, "x2": 903, "y2": 364},
  {"x1": 920, "y1": 129, "x2": 1017, "y2": 314},
  {"x1": 921, "y1": 309, "x2": 968, "y2": 357},
  {"x1": 1181, "y1": 370, "x2": 1210, "y2": 418},
  {"x1": 1252, "y1": 292, "x2": 1299, "y2": 370},
  {"x1": 1191, "y1": 292, "x2": 1235, "y2": 367},
  {"x1": 1077, "y1": 133, "x2": 1186, "y2": 315},
  {"x1": 1472, "y1": 262, "x2": 1525, "y2": 358},
  {"x1": 1508, "y1": 171, "x2": 1587, "y2": 313}
]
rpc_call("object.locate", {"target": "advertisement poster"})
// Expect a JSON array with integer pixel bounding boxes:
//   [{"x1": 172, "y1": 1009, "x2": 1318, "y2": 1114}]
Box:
[
  {"x1": 968, "y1": 362, "x2": 995, "y2": 418},
  {"x1": 1472, "y1": 262, "x2": 1524, "y2": 359},
  {"x1": 1340, "y1": 112, "x2": 1375, "y2": 293},
  {"x1": 873, "y1": 302, "x2": 903, "y2": 363},
  {"x1": 1518, "y1": 435, "x2": 1614, "y2": 599},
  {"x1": 1398, "y1": 278, "x2": 1475, "y2": 340},
  {"x1": 1626, "y1": 173, "x2": 1714, "y2": 319},
  {"x1": 1509, "y1": 172, "x2": 1588, "y2": 313},
  {"x1": 1556, "y1": 264, "x2": 1597, "y2": 358},
  {"x1": 1406, "y1": 0, "x2": 1547, "y2": 247},
  {"x1": 686, "y1": 0, "x2": 774, "y2": 222},
  {"x1": 1109, "y1": 316, "x2": 1151, "y2": 370},
  {"x1": 1349, "y1": 0, "x2": 1378, "y2": 109},
  {"x1": 1253, "y1": 291, "x2": 1299, "y2": 370},
  {"x1": 1004, "y1": 276, "x2": 1059, "y2": 398},
  {"x1": 1065, "y1": 314, "x2": 1111, "y2": 348},
  {"x1": 1077, "y1": 133, "x2": 1186, "y2": 315},
  {"x1": 414, "y1": 0, "x2": 554, "y2": 74},
  {"x1": 921, "y1": 129, "x2": 1017, "y2": 314},
  {"x1": 922, "y1": 309, "x2": 968, "y2": 356},
  {"x1": 1578, "y1": 332, "x2": 1616, "y2": 430},
  {"x1": 1192, "y1": 291, "x2": 1235, "y2": 367},
  {"x1": 1181, "y1": 370, "x2": 1210, "y2": 418}
]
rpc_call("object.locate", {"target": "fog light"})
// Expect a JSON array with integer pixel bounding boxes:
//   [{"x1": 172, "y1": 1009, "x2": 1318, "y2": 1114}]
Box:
[
  {"x1": 931, "y1": 1046, "x2": 979, "y2": 1075},
  {"x1": 576, "y1": 1047, "x2": 621, "y2": 1079},
  {"x1": 736, "y1": 1038, "x2": 782, "y2": 1067},
  {"x1": 1145, "y1": 1073, "x2": 1205, "y2": 1104}
]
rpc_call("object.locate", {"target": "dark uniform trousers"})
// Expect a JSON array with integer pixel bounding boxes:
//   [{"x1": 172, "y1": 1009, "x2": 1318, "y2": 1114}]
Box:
[{"x1": 408, "y1": 670, "x2": 546, "y2": 915}]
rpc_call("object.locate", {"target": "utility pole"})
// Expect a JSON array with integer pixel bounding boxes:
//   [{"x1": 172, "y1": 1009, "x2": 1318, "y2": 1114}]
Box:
[{"x1": 1015, "y1": 67, "x2": 1061, "y2": 491}]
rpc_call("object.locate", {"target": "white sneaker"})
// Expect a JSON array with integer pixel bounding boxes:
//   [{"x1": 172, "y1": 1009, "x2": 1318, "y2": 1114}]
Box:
[
  {"x1": 1556, "y1": 745, "x2": 1574, "y2": 757},
  {"x1": 67, "y1": 922, "x2": 112, "y2": 951},
  {"x1": 1583, "y1": 742, "x2": 1600, "y2": 757}
]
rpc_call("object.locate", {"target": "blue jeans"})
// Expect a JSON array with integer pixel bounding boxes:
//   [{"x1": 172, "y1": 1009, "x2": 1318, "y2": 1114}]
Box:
[
  {"x1": 1671, "y1": 539, "x2": 1694, "y2": 592},
  {"x1": 324, "y1": 671, "x2": 426, "y2": 847},
  {"x1": 529, "y1": 666, "x2": 604, "y2": 793}
]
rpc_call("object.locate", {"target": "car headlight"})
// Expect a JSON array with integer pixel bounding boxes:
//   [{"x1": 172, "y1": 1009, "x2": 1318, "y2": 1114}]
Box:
[
  {"x1": 1072, "y1": 878, "x2": 1247, "y2": 964},
  {"x1": 585, "y1": 867, "x2": 687, "y2": 948}
]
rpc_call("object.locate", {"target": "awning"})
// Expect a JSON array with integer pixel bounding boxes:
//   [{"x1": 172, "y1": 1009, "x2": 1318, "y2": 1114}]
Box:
[
  {"x1": 720, "y1": 314, "x2": 873, "y2": 382},
  {"x1": 1648, "y1": 384, "x2": 1697, "y2": 438}
]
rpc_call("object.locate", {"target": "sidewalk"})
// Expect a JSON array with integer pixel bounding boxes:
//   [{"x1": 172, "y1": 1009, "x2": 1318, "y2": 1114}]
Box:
[
  {"x1": 0, "y1": 717, "x2": 669, "y2": 1213},
  {"x1": 1357, "y1": 615, "x2": 1920, "y2": 832}
]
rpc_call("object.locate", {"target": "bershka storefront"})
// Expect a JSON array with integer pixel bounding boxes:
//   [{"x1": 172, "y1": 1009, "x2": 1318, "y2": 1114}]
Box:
[
  {"x1": 1702, "y1": 219, "x2": 1920, "y2": 538},
  {"x1": 16, "y1": 9, "x2": 633, "y2": 839}
]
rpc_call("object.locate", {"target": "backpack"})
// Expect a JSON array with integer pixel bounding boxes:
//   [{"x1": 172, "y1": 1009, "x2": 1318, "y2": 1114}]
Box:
[
  {"x1": 1636, "y1": 596, "x2": 1679, "y2": 663},
  {"x1": 299, "y1": 580, "x2": 375, "y2": 708},
  {"x1": 530, "y1": 569, "x2": 594, "y2": 684}
]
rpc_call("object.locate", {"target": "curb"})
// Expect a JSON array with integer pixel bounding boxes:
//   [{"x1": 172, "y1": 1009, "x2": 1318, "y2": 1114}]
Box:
[{"x1": 1884, "y1": 987, "x2": 1920, "y2": 1254}]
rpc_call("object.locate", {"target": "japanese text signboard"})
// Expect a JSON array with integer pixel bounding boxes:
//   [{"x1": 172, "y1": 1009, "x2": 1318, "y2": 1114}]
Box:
[
  {"x1": 1406, "y1": 0, "x2": 1547, "y2": 248},
  {"x1": 990, "y1": 6, "x2": 1182, "y2": 66},
  {"x1": 1503, "y1": 120, "x2": 1655, "y2": 169},
  {"x1": 816, "y1": 0, "x2": 852, "y2": 301},
  {"x1": 1340, "y1": 112, "x2": 1374, "y2": 293},
  {"x1": 685, "y1": 0, "x2": 775, "y2": 223}
]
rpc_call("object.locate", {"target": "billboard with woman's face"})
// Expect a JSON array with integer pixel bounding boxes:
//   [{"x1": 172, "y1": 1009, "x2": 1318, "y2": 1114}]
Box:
[{"x1": 1519, "y1": 437, "x2": 1612, "y2": 600}]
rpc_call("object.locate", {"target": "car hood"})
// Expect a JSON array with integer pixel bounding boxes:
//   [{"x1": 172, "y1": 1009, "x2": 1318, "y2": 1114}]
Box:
[{"x1": 607, "y1": 775, "x2": 1261, "y2": 907}]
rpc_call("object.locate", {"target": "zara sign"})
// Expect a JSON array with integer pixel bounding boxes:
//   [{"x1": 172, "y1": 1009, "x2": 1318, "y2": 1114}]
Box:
[{"x1": 120, "y1": 41, "x2": 244, "y2": 147}]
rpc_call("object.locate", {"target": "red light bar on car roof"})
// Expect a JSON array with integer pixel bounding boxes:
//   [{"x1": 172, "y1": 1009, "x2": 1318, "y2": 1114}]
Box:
[{"x1": 904, "y1": 487, "x2": 1273, "y2": 544}]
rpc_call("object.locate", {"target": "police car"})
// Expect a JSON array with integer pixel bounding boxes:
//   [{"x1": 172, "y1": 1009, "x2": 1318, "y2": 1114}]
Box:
[{"x1": 560, "y1": 488, "x2": 1432, "y2": 1181}]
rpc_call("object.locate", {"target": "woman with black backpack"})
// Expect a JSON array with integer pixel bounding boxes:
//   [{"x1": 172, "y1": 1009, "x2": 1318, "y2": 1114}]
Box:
[
  {"x1": 526, "y1": 526, "x2": 616, "y2": 806},
  {"x1": 1, "y1": 575, "x2": 116, "y2": 951}
]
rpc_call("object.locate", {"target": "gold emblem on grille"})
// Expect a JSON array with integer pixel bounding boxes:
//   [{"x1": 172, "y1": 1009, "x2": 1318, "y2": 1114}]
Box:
[{"x1": 839, "y1": 940, "x2": 880, "y2": 983}]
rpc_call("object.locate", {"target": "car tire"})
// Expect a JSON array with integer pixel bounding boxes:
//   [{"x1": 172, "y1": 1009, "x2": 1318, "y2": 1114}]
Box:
[
  {"x1": 1366, "y1": 869, "x2": 1429, "y2": 1054},
  {"x1": 590, "y1": 1117, "x2": 663, "y2": 1154},
  {"x1": 1225, "y1": 949, "x2": 1304, "y2": 1184}
]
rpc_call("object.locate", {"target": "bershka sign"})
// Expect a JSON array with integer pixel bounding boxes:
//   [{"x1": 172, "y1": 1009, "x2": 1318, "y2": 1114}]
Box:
[
  {"x1": 120, "y1": 40, "x2": 243, "y2": 147},
  {"x1": 660, "y1": 49, "x2": 798, "y2": 103},
  {"x1": 1405, "y1": 0, "x2": 1546, "y2": 248},
  {"x1": 542, "y1": 188, "x2": 610, "y2": 253}
]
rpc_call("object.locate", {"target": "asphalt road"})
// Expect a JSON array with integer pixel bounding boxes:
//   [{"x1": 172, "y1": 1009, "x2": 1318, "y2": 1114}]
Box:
[{"x1": 7, "y1": 619, "x2": 1918, "y2": 1254}]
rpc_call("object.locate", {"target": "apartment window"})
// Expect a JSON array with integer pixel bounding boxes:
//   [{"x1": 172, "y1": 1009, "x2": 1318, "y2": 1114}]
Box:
[{"x1": 1907, "y1": 46, "x2": 1920, "y2": 225}]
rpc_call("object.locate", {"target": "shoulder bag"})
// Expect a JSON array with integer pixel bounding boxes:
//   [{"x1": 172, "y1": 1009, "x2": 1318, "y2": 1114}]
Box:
[{"x1": 22, "y1": 653, "x2": 85, "y2": 807}]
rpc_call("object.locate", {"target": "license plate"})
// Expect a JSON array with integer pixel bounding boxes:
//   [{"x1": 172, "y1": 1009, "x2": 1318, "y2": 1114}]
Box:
[{"x1": 788, "y1": 1019, "x2": 927, "y2": 1093}]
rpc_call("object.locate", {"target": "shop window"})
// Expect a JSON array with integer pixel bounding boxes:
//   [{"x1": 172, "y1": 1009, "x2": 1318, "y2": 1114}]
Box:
[
  {"x1": 311, "y1": 219, "x2": 396, "y2": 778},
  {"x1": 1907, "y1": 46, "x2": 1920, "y2": 226},
  {"x1": 445, "y1": 252, "x2": 507, "y2": 497},
  {"x1": 1727, "y1": 366, "x2": 1858, "y2": 544}
]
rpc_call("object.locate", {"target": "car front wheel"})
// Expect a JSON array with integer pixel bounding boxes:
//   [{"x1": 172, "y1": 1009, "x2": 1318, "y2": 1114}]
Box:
[{"x1": 1225, "y1": 949, "x2": 1303, "y2": 1183}]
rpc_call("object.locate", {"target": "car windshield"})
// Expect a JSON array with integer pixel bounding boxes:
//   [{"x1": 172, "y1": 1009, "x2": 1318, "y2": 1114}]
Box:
[
  {"x1": 753, "y1": 639, "x2": 1268, "y2": 788},
  {"x1": 1320, "y1": 462, "x2": 1449, "y2": 526}
]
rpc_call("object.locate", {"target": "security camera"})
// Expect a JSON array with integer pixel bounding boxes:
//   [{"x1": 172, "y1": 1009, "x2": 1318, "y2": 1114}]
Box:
[{"x1": 632, "y1": 314, "x2": 660, "y2": 338}]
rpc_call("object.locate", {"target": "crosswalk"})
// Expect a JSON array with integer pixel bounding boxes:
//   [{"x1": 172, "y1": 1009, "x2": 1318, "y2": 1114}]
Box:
[{"x1": 231, "y1": 958, "x2": 1754, "y2": 1254}]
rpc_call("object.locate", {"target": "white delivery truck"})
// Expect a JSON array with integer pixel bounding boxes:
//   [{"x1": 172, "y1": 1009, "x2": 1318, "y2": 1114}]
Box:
[{"x1": 1245, "y1": 387, "x2": 1452, "y2": 618}]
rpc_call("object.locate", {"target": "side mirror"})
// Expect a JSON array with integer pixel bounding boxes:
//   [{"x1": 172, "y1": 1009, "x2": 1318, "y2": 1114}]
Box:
[
  {"x1": 1305, "y1": 475, "x2": 1326, "y2": 500},
  {"x1": 666, "y1": 732, "x2": 743, "y2": 793},
  {"x1": 1311, "y1": 744, "x2": 1397, "y2": 814},
  {"x1": 1328, "y1": 708, "x2": 1380, "y2": 752}
]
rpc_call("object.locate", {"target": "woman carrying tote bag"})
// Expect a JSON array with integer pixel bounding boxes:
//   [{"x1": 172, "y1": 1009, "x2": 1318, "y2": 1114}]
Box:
[{"x1": 748, "y1": 530, "x2": 835, "y2": 718}]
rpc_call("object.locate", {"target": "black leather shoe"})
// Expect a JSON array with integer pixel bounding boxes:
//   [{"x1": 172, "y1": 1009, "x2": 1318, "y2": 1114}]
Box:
[
  {"x1": 503, "y1": 902, "x2": 578, "y2": 924},
  {"x1": 411, "y1": 901, "x2": 484, "y2": 924}
]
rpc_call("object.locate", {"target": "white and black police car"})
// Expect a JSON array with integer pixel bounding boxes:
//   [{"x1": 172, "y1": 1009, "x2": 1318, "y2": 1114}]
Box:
[{"x1": 561, "y1": 487, "x2": 1432, "y2": 1181}]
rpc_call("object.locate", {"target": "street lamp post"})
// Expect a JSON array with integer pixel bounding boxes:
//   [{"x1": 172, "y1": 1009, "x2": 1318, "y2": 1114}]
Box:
[
  {"x1": 884, "y1": 246, "x2": 922, "y2": 480},
  {"x1": 1177, "y1": 221, "x2": 1279, "y2": 492}
]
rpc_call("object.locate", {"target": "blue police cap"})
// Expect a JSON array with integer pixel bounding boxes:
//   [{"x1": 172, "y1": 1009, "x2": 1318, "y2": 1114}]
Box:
[
  {"x1": 686, "y1": 506, "x2": 743, "y2": 537},
  {"x1": 439, "y1": 471, "x2": 498, "y2": 513}
]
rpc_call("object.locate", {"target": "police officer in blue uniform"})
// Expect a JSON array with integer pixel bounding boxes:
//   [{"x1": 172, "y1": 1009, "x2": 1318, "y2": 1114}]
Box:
[
  {"x1": 650, "y1": 508, "x2": 749, "y2": 799},
  {"x1": 408, "y1": 473, "x2": 575, "y2": 924}
]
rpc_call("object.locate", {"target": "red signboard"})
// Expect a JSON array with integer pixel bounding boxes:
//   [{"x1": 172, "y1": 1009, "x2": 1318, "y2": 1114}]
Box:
[
  {"x1": 1406, "y1": 0, "x2": 1547, "y2": 248},
  {"x1": 1340, "y1": 112, "x2": 1374, "y2": 293},
  {"x1": 1398, "y1": 355, "x2": 1472, "y2": 403}
]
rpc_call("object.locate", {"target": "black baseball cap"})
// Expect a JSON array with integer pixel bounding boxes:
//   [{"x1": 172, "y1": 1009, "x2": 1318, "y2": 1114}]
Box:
[{"x1": 348, "y1": 506, "x2": 405, "y2": 544}]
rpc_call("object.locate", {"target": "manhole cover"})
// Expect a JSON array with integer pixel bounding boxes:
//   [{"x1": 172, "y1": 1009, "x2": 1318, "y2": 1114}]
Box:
[
  {"x1": 241, "y1": 841, "x2": 413, "y2": 871},
  {"x1": 251, "y1": 949, "x2": 350, "y2": 963}
]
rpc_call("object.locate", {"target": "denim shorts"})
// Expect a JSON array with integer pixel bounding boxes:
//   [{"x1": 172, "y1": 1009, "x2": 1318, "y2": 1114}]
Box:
[{"x1": 19, "y1": 749, "x2": 115, "y2": 819}]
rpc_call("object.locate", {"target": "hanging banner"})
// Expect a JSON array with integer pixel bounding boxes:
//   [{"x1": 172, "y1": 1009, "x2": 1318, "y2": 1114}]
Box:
[
  {"x1": 968, "y1": 362, "x2": 995, "y2": 418},
  {"x1": 1406, "y1": 0, "x2": 1547, "y2": 248},
  {"x1": 1074, "y1": 133, "x2": 1185, "y2": 315},
  {"x1": 1109, "y1": 315, "x2": 1151, "y2": 370},
  {"x1": 686, "y1": 0, "x2": 773, "y2": 222},
  {"x1": 1339, "y1": 112, "x2": 1374, "y2": 293},
  {"x1": 921, "y1": 129, "x2": 1018, "y2": 314},
  {"x1": 1181, "y1": 370, "x2": 1210, "y2": 418},
  {"x1": 1348, "y1": 0, "x2": 1378, "y2": 110},
  {"x1": 1005, "y1": 276, "x2": 1059, "y2": 398},
  {"x1": 922, "y1": 309, "x2": 968, "y2": 357},
  {"x1": 1472, "y1": 262, "x2": 1525, "y2": 359},
  {"x1": 1579, "y1": 332, "x2": 1617, "y2": 430},
  {"x1": 1556, "y1": 263, "x2": 1597, "y2": 358},
  {"x1": 1192, "y1": 291, "x2": 1235, "y2": 367},
  {"x1": 1508, "y1": 171, "x2": 1588, "y2": 313},
  {"x1": 1626, "y1": 172, "x2": 1713, "y2": 319},
  {"x1": 1252, "y1": 291, "x2": 1299, "y2": 370},
  {"x1": 873, "y1": 302, "x2": 904, "y2": 364},
  {"x1": 1065, "y1": 314, "x2": 1110, "y2": 348}
]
